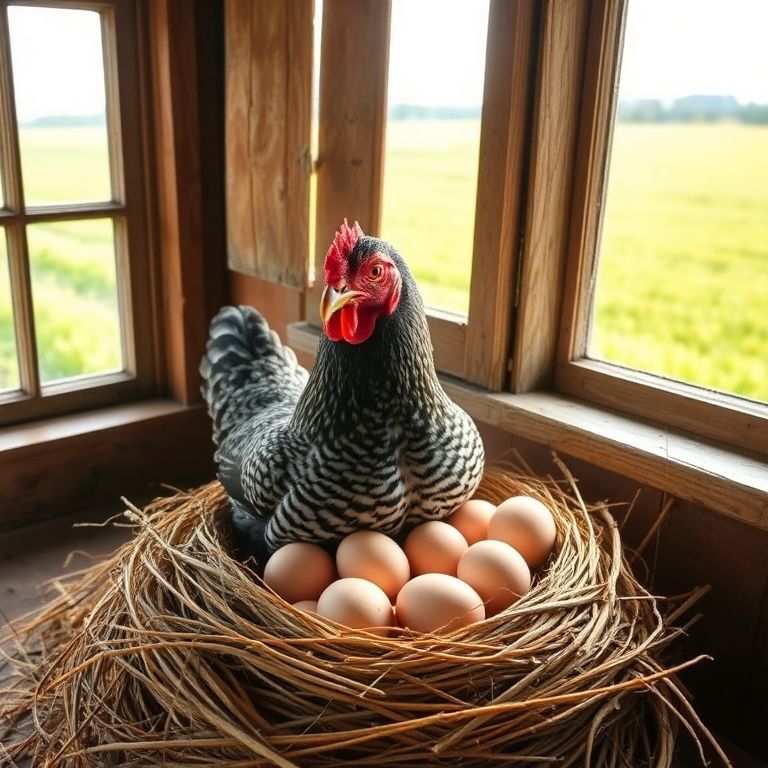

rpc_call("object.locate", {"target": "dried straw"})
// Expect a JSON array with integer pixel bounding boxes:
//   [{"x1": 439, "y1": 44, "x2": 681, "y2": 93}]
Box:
[{"x1": 0, "y1": 456, "x2": 730, "y2": 767}]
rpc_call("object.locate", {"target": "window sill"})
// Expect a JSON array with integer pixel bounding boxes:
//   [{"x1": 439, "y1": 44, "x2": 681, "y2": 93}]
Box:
[
  {"x1": 0, "y1": 399, "x2": 214, "y2": 530},
  {"x1": 288, "y1": 322, "x2": 768, "y2": 530}
]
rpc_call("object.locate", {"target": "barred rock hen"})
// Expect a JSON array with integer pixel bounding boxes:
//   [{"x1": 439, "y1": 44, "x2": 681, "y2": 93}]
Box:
[{"x1": 201, "y1": 220, "x2": 484, "y2": 561}]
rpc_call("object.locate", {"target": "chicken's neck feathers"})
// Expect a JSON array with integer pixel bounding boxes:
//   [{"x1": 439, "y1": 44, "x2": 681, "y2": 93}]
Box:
[{"x1": 292, "y1": 292, "x2": 446, "y2": 437}]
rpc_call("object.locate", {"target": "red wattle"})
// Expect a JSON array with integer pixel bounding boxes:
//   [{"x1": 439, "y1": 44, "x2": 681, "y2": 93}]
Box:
[
  {"x1": 325, "y1": 310, "x2": 344, "y2": 342},
  {"x1": 341, "y1": 305, "x2": 378, "y2": 344}
]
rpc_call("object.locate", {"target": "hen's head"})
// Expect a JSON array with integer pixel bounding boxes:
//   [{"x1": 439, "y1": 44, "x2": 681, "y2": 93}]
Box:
[{"x1": 320, "y1": 219, "x2": 403, "y2": 345}]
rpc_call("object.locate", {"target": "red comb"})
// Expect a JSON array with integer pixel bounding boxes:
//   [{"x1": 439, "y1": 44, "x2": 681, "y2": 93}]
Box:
[{"x1": 324, "y1": 219, "x2": 364, "y2": 285}]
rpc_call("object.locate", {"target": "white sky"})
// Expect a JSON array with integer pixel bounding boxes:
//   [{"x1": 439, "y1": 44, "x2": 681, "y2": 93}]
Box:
[
  {"x1": 9, "y1": 6, "x2": 106, "y2": 123},
  {"x1": 619, "y1": 0, "x2": 768, "y2": 104},
  {"x1": 10, "y1": 0, "x2": 768, "y2": 123}
]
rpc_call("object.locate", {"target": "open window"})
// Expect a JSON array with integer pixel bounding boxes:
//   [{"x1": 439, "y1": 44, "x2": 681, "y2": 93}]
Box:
[{"x1": 542, "y1": 0, "x2": 768, "y2": 456}]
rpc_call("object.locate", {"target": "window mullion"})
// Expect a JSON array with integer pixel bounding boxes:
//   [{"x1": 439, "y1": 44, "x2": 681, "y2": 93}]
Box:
[{"x1": 0, "y1": 2, "x2": 39, "y2": 399}]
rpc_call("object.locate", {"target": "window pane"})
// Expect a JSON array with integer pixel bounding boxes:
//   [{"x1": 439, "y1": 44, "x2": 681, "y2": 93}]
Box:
[
  {"x1": 8, "y1": 6, "x2": 112, "y2": 205},
  {"x1": 28, "y1": 219, "x2": 123, "y2": 384},
  {"x1": 590, "y1": 0, "x2": 768, "y2": 402},
  {"x1": 0, "y1": 231, "x2": 20, "y2": 392},
  {"x1": 380, "y1": 0, "x2": 489, "y2": 316}
]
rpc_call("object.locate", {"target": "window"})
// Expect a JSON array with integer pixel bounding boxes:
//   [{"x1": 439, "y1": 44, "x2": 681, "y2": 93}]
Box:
[
  {"x1": 0, "y1": 0, "x2": 155, "y2": 426},
  {"x1": 540, "y1": 0, "x2": 768, "y2": 455},
  {"x1": 380, "y1": 0, "x2": 489, "y2": 318},
  {"x1": 308, "y1": 0, "x2": 536, "y2": 389}
]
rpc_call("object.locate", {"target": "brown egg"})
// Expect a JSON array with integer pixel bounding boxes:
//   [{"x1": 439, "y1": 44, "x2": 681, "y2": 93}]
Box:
[
  {"x1": 457, "y1": 540, "x2": 531, "y2": 616},
  {"x1": 263, "y1": 542, "x2": 335, "y2": 604},
  {"x1": 316, "y1": 578, "x2": 395, "y2": 636},
  {"x1": 336, "y1": 531, "x2": 410, "y2": 600},
  {"x1": 396, "y1": 573, "x2": 485, "y2": 634},
  {"x1": 488, "y1": 496, "x2": 557, "y2": 568},
  {"x1": 292, "y1": 600, "x2": 319, "y2": 614},
  {"x1": 404, "y1": 521, "x2": 469, "y2": 576},
  {"x1": 446, "y1": 499, "x2": 496, "y2": 545}
]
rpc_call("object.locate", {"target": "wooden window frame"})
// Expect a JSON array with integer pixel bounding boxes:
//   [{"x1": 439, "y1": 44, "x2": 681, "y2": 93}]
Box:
[
  {"x1": 511, "y1": 0, "x2": 768, "y2": 459},
  {"x1": 0, "y1": 0, "x2": 158, "y2": 426},
  {"x1": 0, "y1": 0, "x2": 227, "y2": 526},
  {"x1": 304, "y1": 0, "x2": 537, "y2": 390}
]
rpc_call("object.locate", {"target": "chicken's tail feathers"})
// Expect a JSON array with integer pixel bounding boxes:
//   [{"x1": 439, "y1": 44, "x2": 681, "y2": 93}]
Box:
[{"x1": 200, "y1": 305, "x2": 308, "y2": 445}]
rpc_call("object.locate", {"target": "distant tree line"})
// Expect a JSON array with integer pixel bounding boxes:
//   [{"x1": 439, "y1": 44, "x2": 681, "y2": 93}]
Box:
[
  {"x1": 618, "y1": 95, "x2": 768, "y2": 124},
  {"x1": 389, "y1": 104, "x2": 481, "y2": 120},
  {"x1": 21, "y1": 113, "x2": 106, "y2": 128}
]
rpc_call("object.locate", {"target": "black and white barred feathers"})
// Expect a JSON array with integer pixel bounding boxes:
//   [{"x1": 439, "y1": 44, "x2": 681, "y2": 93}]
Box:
[{"x1": 200, "y1": 236, "x2": 484, "y2": 561}]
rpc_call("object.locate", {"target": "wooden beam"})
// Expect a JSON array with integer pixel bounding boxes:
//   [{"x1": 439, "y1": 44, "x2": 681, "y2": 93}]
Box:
[
  {"x1": 511, "y1": 0, "x2": 591, "y2": 393},
  {"x1": 307, "y1": 0, "x2": 391, "y2": 325},
  {"x1": 148, "y1": 0, "x2": 226, "y2": 404},
  {"x1": 0, "y1": 401, "x2": 214, "y2": 530},
  {"x1": 225, "y1": 0, "x2": 313, "y2": 289},
  {"x1": 464, "y1": 0, "x2": 537, "y2": 390}
]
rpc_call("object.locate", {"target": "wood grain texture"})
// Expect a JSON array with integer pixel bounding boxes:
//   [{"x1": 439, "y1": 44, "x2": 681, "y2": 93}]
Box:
[
  {"x1": 225, "y1": 0, "x2": 312, "y2": 288},
  {"x1": 149, "y1": 0, "x2": 226, "y2": 404},
  {"x1": 229, "y1": 271, "x2": 304, "y2": 343},
  {"x1": 556, "y1": 0, "x2": 625, "y2": 364},
  {"x1": 307, "y1": 0, "x2": 391, "y2": 326},
  {"x1": 0, "y1": 401, "x2": 214, "y2": 530},
  {"x1": 557, "y1": 360, "x2": 768, "y2": 456},
  {"x1": 511, "y1": 0, "x2": 590, "y2": 393},
  {"x1": 465, "y1": 0, "x2": 537, "y2": 390}
]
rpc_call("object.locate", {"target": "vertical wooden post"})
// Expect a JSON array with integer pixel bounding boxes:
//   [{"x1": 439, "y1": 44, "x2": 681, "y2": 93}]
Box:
[
  {"x1": 149, "y1": 0, "x2": 225, "y2": 404},
  {"x1": 225, "y1": 0, "x2": 313, "y2": 289},
  {"x1": 307, "y1": 0, "x2": 391, "y2": 325}
]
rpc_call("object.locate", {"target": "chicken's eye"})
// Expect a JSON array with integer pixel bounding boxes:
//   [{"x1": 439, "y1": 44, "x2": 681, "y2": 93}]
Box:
[{"x1": 370, "y1": 264, "x2": 384, "y2": 281}]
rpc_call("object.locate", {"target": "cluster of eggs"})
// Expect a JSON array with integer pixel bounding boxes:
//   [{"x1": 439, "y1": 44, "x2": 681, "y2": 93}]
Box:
[{"x1": 263, "y1": 496, "x2": 557, "y2": 635}]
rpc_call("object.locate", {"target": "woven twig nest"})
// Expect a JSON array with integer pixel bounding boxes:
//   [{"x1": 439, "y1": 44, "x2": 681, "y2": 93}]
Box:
[{"x1": 1, "y1": 458, "x2": 728, "y2": 767}]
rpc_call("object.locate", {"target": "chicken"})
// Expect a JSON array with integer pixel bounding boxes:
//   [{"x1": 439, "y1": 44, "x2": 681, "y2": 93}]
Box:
[{"x1": 200, "y1": 220, "x2": 484, "y2": 561}]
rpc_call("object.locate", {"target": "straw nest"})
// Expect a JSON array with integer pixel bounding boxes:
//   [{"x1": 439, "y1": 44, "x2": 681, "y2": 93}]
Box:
[{"x1": 1, "y1": 457, "x2": 729, "y2": 768}]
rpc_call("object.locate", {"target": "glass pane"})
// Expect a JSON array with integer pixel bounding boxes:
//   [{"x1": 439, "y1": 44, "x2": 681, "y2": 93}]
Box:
[
  {"x1": 380, "y1": 0, "x2": 489, "y2": 316},
  {"x1": 8, "y1": 6, "x2": 111, "y2": 205},
  {"x1": 28, "y1": 219, "x2": 123, "y2": 384},
  {"x1": 590, "y1": 0, "x2": 768, "y2": 403},
  {"x1": 0, "y1": 231, "x2": 20, "y2": 392}
]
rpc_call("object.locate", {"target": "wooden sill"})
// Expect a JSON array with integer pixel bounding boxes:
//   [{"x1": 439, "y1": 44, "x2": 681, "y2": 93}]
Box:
[
  {"x1": 287, "y1": 322, "x2": 768, "y2": 531},
  {"x1": 0, "y1": 399, "x2": 215, "y2": 529}
]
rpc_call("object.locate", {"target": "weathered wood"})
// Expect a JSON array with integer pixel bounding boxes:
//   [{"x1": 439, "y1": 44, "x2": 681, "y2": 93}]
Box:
[
  {"x1": 149, "y1": 0, "x2": 225, "y2": 404},
  {"x1": 0, "y1": 401, "x2": 214, "y2": 530},
  {"x1": 225, "y1": 0, "x2": 313, "y2": 288},
  {"x1": 552, "y1": 0, "x2": 768, "y2": 458},
  {"x1": 307, "y1": 0, "x2": 391, "y2": 326},
  {"x1": 229, "y1": 271, "x2": 304, "y2": 343},
  {"x1": 465, "y1": 0, "x2": 537, "y2": 390},
  {"x1": 511, "y1": 0, "x2": 590, "y2": 393}
]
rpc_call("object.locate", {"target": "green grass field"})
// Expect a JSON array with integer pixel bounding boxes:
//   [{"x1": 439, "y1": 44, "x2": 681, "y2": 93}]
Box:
[{"x1": 1, "y1": 121, "x2": 766, "y2": 402}]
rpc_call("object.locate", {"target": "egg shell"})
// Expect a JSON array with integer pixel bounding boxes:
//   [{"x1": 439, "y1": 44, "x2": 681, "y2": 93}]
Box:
[
  {"x1": 404, "y1": 521, "x2": 469, "y2": 576},
  {"x1": 396, "y1": 573, "x2": 485, "y2": 634},
  {"x1": 457, "y1": 540, "x2": 531, "y2": 616},
  {"x1": 336, "y1": 531, "x2": 410, "y2": 600},
  {"x1": 446, "y1": 499, "x2": 496, "y2": 545},
  {"x1": 317, "y1": 578, "x2": 395, "y2": 636},
  {"x1": 263, "y1": 543, "x2": 335, "y2": 604},
  {"x1": 488, "y1": 496, "x2": 557, "y2": 568},
  {"x1": 293, "y1": 600, "x2": 319, "y2": 614}
]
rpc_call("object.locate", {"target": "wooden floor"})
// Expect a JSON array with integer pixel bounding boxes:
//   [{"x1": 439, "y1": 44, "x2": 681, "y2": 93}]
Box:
[{"x1": 1, "y1": 509, "x2": 765, "y2": 768}]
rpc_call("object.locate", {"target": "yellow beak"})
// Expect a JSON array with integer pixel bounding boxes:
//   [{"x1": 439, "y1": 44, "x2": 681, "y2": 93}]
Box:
[{"x1": 320, "y1": 285, "x2": 364, "y2": 325}]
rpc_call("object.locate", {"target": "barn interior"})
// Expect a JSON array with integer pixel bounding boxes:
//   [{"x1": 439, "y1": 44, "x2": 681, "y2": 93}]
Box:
[{"x1": 0, "y1": 1, "x2": 766, "y2": 765}]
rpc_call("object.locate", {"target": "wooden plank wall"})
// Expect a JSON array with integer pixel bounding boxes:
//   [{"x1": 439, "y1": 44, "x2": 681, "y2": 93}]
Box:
[{"x1": 225, "y1": 0, "x2": 313, "y2": 288}]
